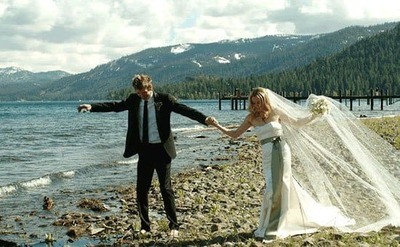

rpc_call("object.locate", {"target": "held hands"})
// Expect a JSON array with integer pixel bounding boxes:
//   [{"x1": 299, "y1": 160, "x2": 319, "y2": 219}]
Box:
[
  {"x1": 77, "y1": 104, "x2": 92, "y2": 112},
  {"x1": 205, "y1": 116, "x2": 219, "y2": 126},
  {"x1": 206, "y1": 117, "x2": 233, "y2": 137}
]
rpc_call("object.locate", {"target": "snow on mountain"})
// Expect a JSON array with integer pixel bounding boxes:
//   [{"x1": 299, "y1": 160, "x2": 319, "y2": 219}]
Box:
[
  {"x1": 171, "y1": 44, "x2": 192, "y2": 54},
  {"x1": 192, "y1": 60, "x2": 202, "y2": 67},
  {"x1": 214, "y1": 56, "x2": 230, "y2": 64},
  {"x1": 234, "y1": 53, "x2": 245, "y2": 60},
  {"x1": 134, "y1": 59, "x2": 153, "y2": 68},
  {"x1": 272, "y1": 44, "x2": 282, "y2": 51},
  {"x1": 0, "y1": 66, "x2": 70, "y2": 86},
  {"x1": 0, "y1": 66, "x2": 25, "y2": 75}
]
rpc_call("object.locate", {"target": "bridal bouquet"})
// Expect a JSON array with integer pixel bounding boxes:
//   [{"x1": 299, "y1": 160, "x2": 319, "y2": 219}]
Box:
[{"x1": 309, "y1": 97, "x2": 331, "y2": 116}]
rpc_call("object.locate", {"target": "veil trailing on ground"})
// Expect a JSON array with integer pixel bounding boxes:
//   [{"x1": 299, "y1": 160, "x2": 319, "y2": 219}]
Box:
[{"x1": 266, "y1": 89, "x2": 400, "y2": 232}]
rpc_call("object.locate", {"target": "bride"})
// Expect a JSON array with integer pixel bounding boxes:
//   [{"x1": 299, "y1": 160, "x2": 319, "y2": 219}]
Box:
[{"x1": 210, "y1": 87, "x2": 400, "y2": 240}]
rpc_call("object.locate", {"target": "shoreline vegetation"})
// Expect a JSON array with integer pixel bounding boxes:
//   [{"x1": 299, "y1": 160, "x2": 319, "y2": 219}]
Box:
[{"x1": 1, "y1": 116, "x2": 400, "y2": 247}]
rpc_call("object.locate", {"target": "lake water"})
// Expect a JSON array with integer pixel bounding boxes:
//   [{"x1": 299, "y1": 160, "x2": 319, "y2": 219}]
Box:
[{"x1": 0, "y1": 98, "x2": 399, "y2": 245}]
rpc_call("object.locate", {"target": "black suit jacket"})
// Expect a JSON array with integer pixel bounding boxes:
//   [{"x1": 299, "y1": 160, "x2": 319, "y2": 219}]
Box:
[{"x1": 90, "y1": 92, "x2": 208, "y2": 159}]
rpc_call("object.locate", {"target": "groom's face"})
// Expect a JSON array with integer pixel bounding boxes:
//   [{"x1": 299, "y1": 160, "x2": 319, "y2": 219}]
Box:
[{"x1": 136, "y1": 85, "x2": 153, "y2": 100}]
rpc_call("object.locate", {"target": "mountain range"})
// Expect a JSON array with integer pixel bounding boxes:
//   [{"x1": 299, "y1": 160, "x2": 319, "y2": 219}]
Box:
[
  {"x1": 0, "y1": 67, "x2": 70, "y2": 100},
  {"x1": 0, "y1": 22, "x2": 398, "y2": 101}
]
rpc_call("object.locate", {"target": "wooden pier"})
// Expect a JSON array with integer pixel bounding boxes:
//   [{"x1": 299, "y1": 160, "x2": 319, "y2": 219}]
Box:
[{"x1": 218, "y1": 88, "x2": 400, "y2": 111}]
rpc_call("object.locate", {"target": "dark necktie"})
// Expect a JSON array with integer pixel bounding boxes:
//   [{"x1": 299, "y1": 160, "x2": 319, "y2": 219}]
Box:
[{"x1": 142, "y1": 100, "x2": 149, "y2": 143}]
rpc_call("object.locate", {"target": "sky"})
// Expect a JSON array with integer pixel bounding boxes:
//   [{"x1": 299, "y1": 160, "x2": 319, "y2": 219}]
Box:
[{"x1": 1, "y1": 0, "x2": 399, "y2": 74}]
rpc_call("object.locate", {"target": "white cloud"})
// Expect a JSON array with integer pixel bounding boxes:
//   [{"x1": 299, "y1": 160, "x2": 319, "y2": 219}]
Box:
[
  {"x1": 300, "y1": 0, "x2": 333, "y2": 15},
  {"x1": 0, "y1": 0, "x2": 399, "y2": 74},
  {"x1": 344, "y1": 0, "x2": 400, "y2": 20}
]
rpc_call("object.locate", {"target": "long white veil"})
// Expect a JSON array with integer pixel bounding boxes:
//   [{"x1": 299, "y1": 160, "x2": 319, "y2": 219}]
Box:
[{"x1": 266, "y1": 89, "x2": 400, "y2": 232}]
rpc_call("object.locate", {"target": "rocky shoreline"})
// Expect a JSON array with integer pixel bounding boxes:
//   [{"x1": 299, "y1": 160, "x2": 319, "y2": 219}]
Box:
[
  {"x1": 50, "y1": 135, "x2": 264, "y2": 246},
  {"x1": 2, "y1": 129, "x2": 400, "y2": 246}
]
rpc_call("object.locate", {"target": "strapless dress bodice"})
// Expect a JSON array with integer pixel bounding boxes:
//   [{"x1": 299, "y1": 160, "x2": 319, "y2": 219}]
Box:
[{"x1": 253, "y1": 121, "x2": 283, "y2": 141}]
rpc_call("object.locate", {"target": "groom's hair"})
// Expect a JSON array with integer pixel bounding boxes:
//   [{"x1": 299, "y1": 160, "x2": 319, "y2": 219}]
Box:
[{"x1": 132, "y1": 74, "x2": 153, "y2": 90}]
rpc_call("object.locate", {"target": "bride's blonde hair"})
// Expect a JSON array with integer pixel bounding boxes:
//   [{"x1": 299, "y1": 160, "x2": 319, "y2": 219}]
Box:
[{"x1": 248, "y1": 87, "x2": 272, "y2": 122}]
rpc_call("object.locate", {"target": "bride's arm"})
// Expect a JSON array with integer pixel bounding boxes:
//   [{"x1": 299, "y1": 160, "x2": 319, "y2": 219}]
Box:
[
  {"x1": 274, "y1": 107, "x2": 316, "y2": 127},
  {"x1": 213, "y1": 115, "x2": 252, "y2": 139},
  {"x1": 266, "y1": 89, "x2": 320, "y2": 128}
]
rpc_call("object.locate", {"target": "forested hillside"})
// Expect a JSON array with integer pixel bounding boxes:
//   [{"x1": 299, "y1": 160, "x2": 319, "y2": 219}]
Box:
[
  {"x1": 38, "y1": 22, "x2": 397, "y2": 101},
  {"x1": 2, "y1": 23, "x2": 397, "y2": 101},
  {"x1": 151, "y1": 23, "x2": 400, "y2": 99}
]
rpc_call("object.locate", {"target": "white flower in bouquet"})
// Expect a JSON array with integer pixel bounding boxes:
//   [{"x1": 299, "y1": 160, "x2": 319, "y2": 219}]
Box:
[{"x1": 310, "y1": 97, "x2": 330, "y2": 116}]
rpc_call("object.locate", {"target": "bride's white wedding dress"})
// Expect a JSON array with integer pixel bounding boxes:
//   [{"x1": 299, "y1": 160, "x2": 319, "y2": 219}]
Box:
[
  {"x1": 250, "y1": 89, "x2": 400, "y2": 239},
  {"x1": 253, "y1": 121, "x2": 354, "y2": 239}
]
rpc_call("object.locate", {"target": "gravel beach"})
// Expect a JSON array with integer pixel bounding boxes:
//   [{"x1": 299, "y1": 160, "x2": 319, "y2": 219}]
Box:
[{"x1": 2, "y1": 123, "x2": 400, "y2": 247}]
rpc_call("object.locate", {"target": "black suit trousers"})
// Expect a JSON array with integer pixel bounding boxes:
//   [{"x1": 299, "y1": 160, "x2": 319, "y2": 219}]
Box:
[{"x1": 136, "y1": 143, "x2": 179, "y2": 230}]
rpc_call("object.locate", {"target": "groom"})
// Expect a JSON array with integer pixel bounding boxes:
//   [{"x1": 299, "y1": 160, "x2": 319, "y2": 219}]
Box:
[{"x1": 78, "y1": 74, "x2": 214, "y2": 237}]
